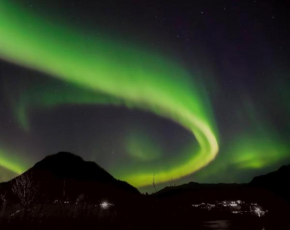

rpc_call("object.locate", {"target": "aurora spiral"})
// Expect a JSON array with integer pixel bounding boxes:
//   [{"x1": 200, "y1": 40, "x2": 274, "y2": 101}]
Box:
[
  {"x1": 0, "y1": 1, "x2": 218, "y2": 187},
  {"x1": 1, "y1": 0, "x2": 289, "y2": 191}
]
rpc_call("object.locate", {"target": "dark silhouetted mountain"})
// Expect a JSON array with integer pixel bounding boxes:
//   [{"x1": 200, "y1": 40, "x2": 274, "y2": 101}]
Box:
[
  {"x1": 249, "y1": 164, "x2": 290, "y2": 201},
  {"x1": 154, "y1": 181, "x2": 242, "y2": 198},
  {"x1": 152, "y1": 165, "x2": 290, "y2": 216},
  {"x1": 1, "y1": 153, "x2": 290, "y2": 229},
  {"x1": 154, "y1": 181, "x2": 248, "y2": 204},
  {"x1": 1, "y1": 152, "x2": 290, "y2": 209},
  {"x1": 154, "y1": 165, "x2": 290, "y2": 201},
  {"x1": 0, "y1": 152, "x2": 140, "y2": 204},
  {"x1": 33, "y1": 152, "x2": 116, "y2": 182}
]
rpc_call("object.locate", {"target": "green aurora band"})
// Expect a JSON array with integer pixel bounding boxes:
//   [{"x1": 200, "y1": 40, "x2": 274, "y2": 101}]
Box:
[
  {"x1": 192, "y1": 97, "x2": 289, "y2": 184},
  {"x1": 0, "y1": 1, "x2": 219, "y2": 187},
  {"x1": 0, "y1": 148, "x2": 24, "y2": 174}
]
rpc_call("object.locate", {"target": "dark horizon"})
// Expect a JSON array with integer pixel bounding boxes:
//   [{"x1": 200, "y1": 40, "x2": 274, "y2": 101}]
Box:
[
  {"x1": 1, "y1": 151, "x2": 290, "y2": 229},
  {"x1": 1, "y1": 151, "x2": 290, "y2": 195}
]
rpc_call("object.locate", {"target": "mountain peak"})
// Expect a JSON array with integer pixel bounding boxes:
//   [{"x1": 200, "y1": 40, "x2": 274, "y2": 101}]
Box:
[
  {"x1": 277, "y1": 164, "x2": 290, "y2": 172},
  {"x1": 36, "y1": 152, "x2": 84, "y2": 167},
  {"x1": 249, "y1": 164, "x2": 290, "y2": 202},
  {"x1": 0, "y1": 151, "x2": 140, "y2": 207},
  {"x1": 250, "y1": 164, "x2": 290, "y2": 184},
  {"x1": 32, "y1": 152, "x2": 115, "y2": 183}
]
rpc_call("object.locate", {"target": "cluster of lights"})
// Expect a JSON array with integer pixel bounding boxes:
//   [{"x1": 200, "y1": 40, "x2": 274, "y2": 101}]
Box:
[
  {"x1": 51, "y1": 199, "x2": 115, "y2": 210},
  {"x1": 192, "y1": 200, "x2": 267, "y2": 217},
  {"x1": 53, "y1": 200, "x2": 70, "y2": 204}
]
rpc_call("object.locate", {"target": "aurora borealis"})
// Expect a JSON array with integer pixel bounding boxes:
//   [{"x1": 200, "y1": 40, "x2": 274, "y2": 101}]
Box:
[{"x1": 0, "y1": 0, "x2": 289, "y2": 191}]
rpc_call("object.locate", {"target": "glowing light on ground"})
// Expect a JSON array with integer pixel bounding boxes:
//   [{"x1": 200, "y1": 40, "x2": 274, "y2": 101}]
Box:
[{"x1": 100, "y1": 201, "x2": 113, "y2": 210}]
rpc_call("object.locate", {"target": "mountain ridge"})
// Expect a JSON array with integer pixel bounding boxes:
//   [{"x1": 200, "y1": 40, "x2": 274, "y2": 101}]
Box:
[
  {"x1": 0, "y1": 152, "x2": 140, "y2": 204},
  {"x1": 154, "y1": 164, "x2": 290, "y2": 202},
  {"x1": 1, "y1": 152, "x2": 289, "y2": 202}
]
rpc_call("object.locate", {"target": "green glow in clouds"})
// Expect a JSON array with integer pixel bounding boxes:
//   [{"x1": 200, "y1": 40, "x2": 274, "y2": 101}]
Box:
[
  {"x1": 125, "y1": 130, "x2": 163, "y2": 162},
  {"x1": 0, "y1": 1, "x2": 218, "y2": 187}
]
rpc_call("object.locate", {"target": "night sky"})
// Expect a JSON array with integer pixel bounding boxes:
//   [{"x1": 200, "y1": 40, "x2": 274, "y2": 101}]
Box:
[{"x1": 0, "y1": 0, "x2": 289, "y2": 192}]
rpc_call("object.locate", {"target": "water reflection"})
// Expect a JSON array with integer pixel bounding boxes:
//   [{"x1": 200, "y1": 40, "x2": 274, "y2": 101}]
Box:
[
  {"x1": 203, "y1": 220, "x2": 231, "y2": 229},
  {"x1": 202, "y1": 220, "x2": 265, "y2": 230}
]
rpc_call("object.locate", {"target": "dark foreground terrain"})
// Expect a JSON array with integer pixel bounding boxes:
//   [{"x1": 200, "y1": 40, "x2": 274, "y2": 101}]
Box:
[{"x1": 0, "y1": 152, "x2": 289, "y2": 229}]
